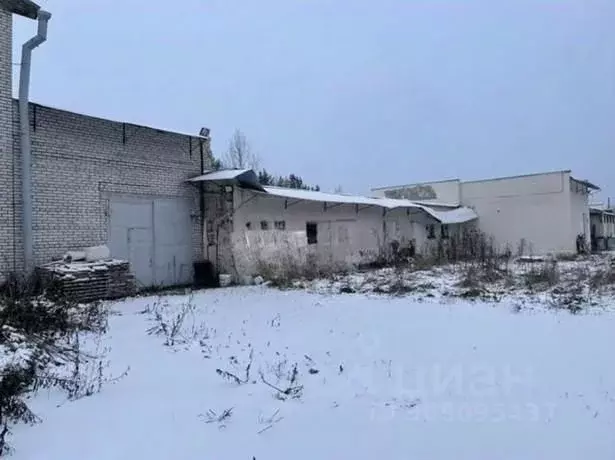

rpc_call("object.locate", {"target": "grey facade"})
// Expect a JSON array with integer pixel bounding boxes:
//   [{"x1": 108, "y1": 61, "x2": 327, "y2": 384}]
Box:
[{"x1": 1, "y1": 8, "x2": 210, "y2": 286}]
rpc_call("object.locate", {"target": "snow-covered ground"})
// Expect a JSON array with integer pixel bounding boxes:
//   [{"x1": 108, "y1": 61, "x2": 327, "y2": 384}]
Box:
[
  {"x1": 300, "y1": 255, "x2": 615, "y2": 310},
  {"x1": 11, "y1": 286, "x2": 615, "y2": 459}
]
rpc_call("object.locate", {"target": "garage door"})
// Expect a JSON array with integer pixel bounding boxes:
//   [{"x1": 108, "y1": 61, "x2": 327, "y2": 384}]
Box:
[{"x1": 108, "y1": 197, "x2": 193, "y2": 289}]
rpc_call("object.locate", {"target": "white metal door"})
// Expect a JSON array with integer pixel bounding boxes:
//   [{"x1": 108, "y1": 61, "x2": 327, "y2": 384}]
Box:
[
  {"x1": 109, "y1": 200, "x2": 154, "y2": 287},
  {"x1": 153, "y1": 199, "x2": 193, "y2": 286},
  {"x1": 109, "y1": 197, "x2": 193, "y2": 288}
]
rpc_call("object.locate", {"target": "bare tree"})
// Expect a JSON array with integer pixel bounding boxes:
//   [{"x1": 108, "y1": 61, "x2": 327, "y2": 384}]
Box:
[{"x1": 223, "y1": 129, "x2": 259, "y2": 169}]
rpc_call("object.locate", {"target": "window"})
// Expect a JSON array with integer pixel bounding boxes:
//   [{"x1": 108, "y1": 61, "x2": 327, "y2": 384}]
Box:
[
  {"x1": 306, "y1": 222, "x2": 318, "y2": 245},
  {"x1": 426, "y1": 224, "x2": 436, "y2": 239},
  {"x1": 260, "y1": 221, "x2": 269, "y2": 230},
  {"x1": 441, "y1": 224, "x2": 449, "y2": 239},
  {"x1": 274, "y1": 221, "x2": 286, "y2": 230},
  {"x1": 245, "y1": 222, "x2": 252, "y2": 230}
]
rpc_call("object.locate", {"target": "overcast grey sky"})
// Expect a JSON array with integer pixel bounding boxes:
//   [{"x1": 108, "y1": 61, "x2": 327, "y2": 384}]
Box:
[{"x1": 12, "y1": 0, "x2": 615, "y2": 199}]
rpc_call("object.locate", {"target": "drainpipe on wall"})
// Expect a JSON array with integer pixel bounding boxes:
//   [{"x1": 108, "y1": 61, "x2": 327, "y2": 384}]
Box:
[
  {"x1": 199, "y1": 139, "x2": 206, "y2": 259},
  {"x1": 18, "y1": 9, "x2": 51, "y2": 273}
]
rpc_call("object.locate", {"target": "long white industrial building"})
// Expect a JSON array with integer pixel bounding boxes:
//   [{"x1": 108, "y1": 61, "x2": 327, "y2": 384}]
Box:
[{"x1": 372, "y1": 170, "x2": 602, "y2": 256}]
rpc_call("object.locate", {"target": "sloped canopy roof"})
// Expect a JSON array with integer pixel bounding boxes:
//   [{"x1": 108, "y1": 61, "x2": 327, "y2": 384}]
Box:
[
  {"x1": 188, "y1": 170, "x2": 479, "y2": 224},
  {"x1": 0, "y1": 0, "x2": 40, "y2": 19},
  {"x1": 188, "y1": 169, "x2": 265, "y2": 191},
  {"x1": 571, "y1": 176, "x2": 600, "y2": 191},
  {"x1": 258, "y1": 187, "x2": 478, "y2": 224}
]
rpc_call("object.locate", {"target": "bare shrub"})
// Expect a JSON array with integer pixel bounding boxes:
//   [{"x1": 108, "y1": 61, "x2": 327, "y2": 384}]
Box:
[
  {"x1": 517, "y1": 238, "x2": 528, "y2": 257},
  {"x1": 569, "y1": 265, "x2": 590, "y2": 282},
  {"x1": 0, "y1": 273, "x2": 112, "y2": 455},
  {"x1": 589, "y1": 267, "x2": 615, "y2": 290},
  {"x1": 255, "y1": 257, "x2": 301, "y2": 288},
  {"x1": 447, "y1": 229, "x2": 494, "y2": 263},
  {"x1": 555, "y1": 252, "x2": 579, "y2": 262},
  {"x1": 451, "y1": 230, "x2": 512, "y2": 296},
  {"x1": 458, "y1": 265, "x2": 481, "y2": 289},
  {"x1": 56, "y1": 333, "x2": 129, "y2": 402},
  {"x1": 0, "y1": 360, "x2": 40, "y2": 455},
  {"x1": 410, "y1": 254, "x2": 439, "y2": 271},
  {"x1": 257, "y1": 409, "x2": 284, "y2": 434},
  {"x1": 146, "y1": 296, "x2": 198, "y2": 346},
  {"x1": 257, "y1": 251, "x2": 344, "y2": 287},
  {"x1": 216, "y1": 349, "x2": 254, "y2": 385},
  {"x1": 524, "y1": 260, "x2": 560, "y2": 290},
  {"x1": 549, "y1": 285, "x2": 587, "y2": 314},
  {"x1": 198, "y1": 407, "x2": 233, "y2": 429},
  {"x1": 260, "y1": 363, "x2": 303, "y2": 401}
]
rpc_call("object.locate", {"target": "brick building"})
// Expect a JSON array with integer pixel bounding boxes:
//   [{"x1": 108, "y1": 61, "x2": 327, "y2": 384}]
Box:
[{"x1": 1, "y1": 2, "x2": 210, "y2": 287}]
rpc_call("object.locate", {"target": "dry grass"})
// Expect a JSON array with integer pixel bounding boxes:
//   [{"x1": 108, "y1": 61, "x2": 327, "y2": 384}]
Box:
[
  {"x1": 523, "y1": 261, "x2": 560, "y2": 290},
  {"x1": 256, "y1": 253, "x2": 346, "y2": 288},
  {"x1": 589, "y1": 267, "x2": 615, "y2": 290}
]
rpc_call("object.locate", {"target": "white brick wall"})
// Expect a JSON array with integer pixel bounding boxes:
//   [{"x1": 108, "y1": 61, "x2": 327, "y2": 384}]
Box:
[
  {"x1": 3, "y1": 100, "x2": 209, "y2": 274},
  {"x1": 2, "y1": 10, "x2": 209, "y2": 278},
  {"x1": 0, "y1": 10, "x2": 14, "y2": 277}
]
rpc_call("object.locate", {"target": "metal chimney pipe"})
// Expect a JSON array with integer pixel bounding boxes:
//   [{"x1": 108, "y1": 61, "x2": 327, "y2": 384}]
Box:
[{"x1": 18, "y1": 9, "x2": 51, "y2": 273}]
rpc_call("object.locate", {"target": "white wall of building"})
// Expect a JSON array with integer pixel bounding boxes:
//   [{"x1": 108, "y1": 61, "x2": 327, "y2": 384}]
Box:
[
  {"x1": 372, "y1": 179, "x2": 461, "y2": 205},
  {"x1": 373, "y1": 170, "x2": 598, "y2": 255},
  {"x1": 459, "y1": 171, "x2": 573, "y2": 254},
  {"x1": 224, "y1": 189, "x2": 442, "y2": 276}
]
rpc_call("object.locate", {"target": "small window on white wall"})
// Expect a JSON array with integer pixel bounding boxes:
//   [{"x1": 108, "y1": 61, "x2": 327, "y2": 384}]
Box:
[
  {"x1": 274, "y1": 221, "x2": 286, "y2": 230},
  {"x1": 441, "y1": 224, "x2": 450, "y2": 239},
  {"x1": 306, "y1": 222, "x2": 318, "y2": 244},
  {"x1": 260, "y1": 221, "x2": 269, "y2": 230},
  {"x1": 426, "y1": 224, "x2": 436, "y2": 239}
]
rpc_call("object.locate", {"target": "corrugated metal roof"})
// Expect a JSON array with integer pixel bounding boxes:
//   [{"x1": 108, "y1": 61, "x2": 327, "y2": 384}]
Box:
[
  {"x1": 404, "y1": 200, "x2": 459, "y2": 209},
  {"x1": 189, "y1": 169, "x2": 252, "y2": 182},
  {"x1": 187, "y1": 170, "x2": 479, "y2": 224},
  {"x1": 189, "y1": 169, "x2": 265, "y2": 191},
  {"x1": 262, "y1": 186, "x2": 378, "y2": 206},
  {"x1": 429, "y1": 207, "x2": 479, "y2": 224},
  {"x1": 260, "y1": 186, "x2": 478, "y2": 224}
]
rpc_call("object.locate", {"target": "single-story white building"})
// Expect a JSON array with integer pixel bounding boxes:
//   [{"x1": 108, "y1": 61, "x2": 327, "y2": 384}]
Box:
[
  {"x1": 189, "y1": 170, "x2": 478, "y2": 277},
  {"x1": 372, "y1": 170, "x2": 601, "y2": 256}
]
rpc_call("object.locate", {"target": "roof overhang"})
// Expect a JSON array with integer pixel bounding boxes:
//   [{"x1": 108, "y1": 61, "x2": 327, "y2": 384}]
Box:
[
  {"x1": 252, "y1": 186, "x2": 479, "y2": 224},
  {"x1": 188, "y1": 169, "x2": 265, "y2": 191},
  {"x1": 188, "y1": 169, "x2": 479, "y2": 224},
  {"x1": 571, "y1": 176, "x2": 600, "y2": 191},
  {"x1": 590, "y1": 207, "x2": 615, "y2": 216},
  {"x1": 0, "y1": 0, "x2": 40, "y2": 19}
]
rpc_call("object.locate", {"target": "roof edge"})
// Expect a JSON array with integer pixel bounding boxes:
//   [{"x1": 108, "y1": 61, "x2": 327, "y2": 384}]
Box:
[
  {"x1": 0, "y1": 0, "x2": 40, "y2": 19},
  {"x1": 371, "y1": 178, "x2": 461, "y2": 191},
  {"x1": 15, "y1": 99, "x2": 208, "y2": 140},
  {"x1": 571, "y1": 176, "x2": 600, "y2": 191}
]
